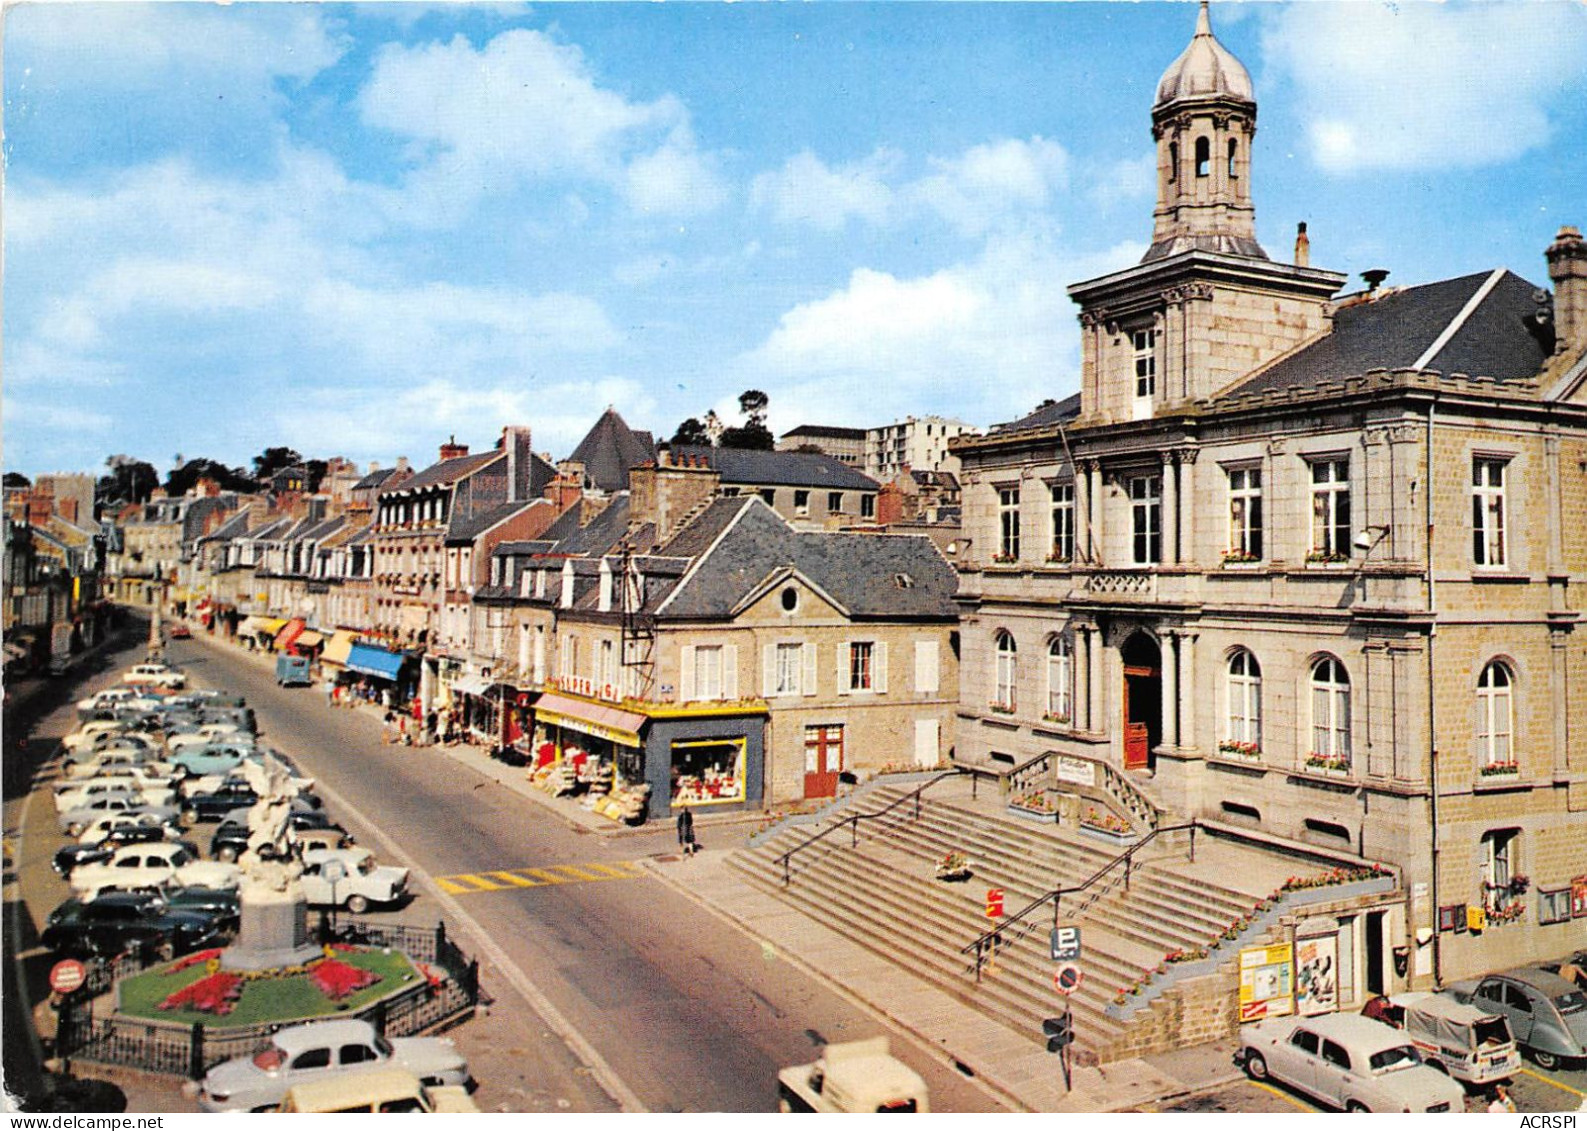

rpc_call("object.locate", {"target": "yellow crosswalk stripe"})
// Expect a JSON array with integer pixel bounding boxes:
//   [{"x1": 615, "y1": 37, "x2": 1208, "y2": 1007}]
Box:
[{"x1": 434, "y1": 861, "x2": 648, "y2": 896}]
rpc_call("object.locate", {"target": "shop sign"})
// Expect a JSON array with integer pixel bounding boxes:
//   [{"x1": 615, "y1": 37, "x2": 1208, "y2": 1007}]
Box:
[
  {"x1": 1054, "y1": 755, "x2": 1096, "y2": 787},
  {"x1": 1295, "y1": 933, "x2": 1338, "y2": 1016},
  {"x1": 1572, "y1": 874, "x2": 1587, "y2": 918},
  {"x1": 542, "y1": 712, "x2": 640, "y2": 747},
  {"x1": 985, "y1": 888, "x2": 1004, "y2": 919},
  {"x1": 1238, "y1": 942, "x2": 1293, "y2": 1023}
]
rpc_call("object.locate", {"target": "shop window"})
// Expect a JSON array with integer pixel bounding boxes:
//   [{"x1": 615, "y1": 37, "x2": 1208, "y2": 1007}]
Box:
[{"x1": 672, "y1": 739, "x2": 746, "y2": 806}]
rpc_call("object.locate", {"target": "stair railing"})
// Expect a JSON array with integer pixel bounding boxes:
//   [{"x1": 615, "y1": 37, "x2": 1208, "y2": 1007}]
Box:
[
  {"x1": 959, "y1": 821, "x2": 1203, "y2": 982},
  {"x1": 775, "y1": 769, "x2": 962, "y2": 887},
  {"x1": 1007, "y1": 749, "x2": 1053, "y2": 795}
]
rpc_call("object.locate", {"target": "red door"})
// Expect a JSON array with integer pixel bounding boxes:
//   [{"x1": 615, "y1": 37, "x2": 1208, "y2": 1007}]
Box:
[
  {"x1": 804, "y1": 725, "x2": 844, "y2": 798},
  {"x1": 1123, "y1": 667, "x2": 1152, "y2": 770}
]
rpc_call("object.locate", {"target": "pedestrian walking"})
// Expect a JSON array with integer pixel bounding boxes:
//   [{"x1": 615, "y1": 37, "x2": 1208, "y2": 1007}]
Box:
[
  {"x1": 676, "y1": 806, "x2": 697, "y2": 857},
  {"x1": 398, "y1": 715, "x2": 410, "y2": 746},
  {"x1": 382, "y1": 710, "x2": 397, "y2": 744},
  {"x1": 425, "y1": 710, "x2": 439, "y2": 747},
  {"x1": 1487, "y1": 1085, "x2": 1516, "y2": 1114}
]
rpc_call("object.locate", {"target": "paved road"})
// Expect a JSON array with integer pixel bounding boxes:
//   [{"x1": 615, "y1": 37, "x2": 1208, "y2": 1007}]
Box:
[{"x1": 141, "y1": 632, "x2": 1004, "y2": 1112}]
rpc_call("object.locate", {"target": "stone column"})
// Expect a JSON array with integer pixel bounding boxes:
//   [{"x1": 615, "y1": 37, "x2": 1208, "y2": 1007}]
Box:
[
  {"x1": 1161, "y1": 455, "x2": 1179, "y2": 564},
  {"x1": 1179, "y1": 449, "x2": 1198, "y2": 566},
  {"x1": 1090, "y1": 624, "x2": 1106, "y2": 737},
  {"x1": 1089, "y1": 461, "x2": 1106, "y2": 565},
  {"x1": 1076, "y1": 624, "x2": 1093, "y2": 732},
  {"x1": 1161, "y1": 629, "x2": 1180, "y2": 747},
  {"x1": 1179, "y1": 631, "x2": 1197, "y2": 751}
]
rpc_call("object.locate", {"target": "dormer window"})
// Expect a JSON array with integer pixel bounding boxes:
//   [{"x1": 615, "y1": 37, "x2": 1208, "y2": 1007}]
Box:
[
  {"x1": 1195, "y1": 137, "x2": 1210, "y2": 177},
  {"x1": 894, "y1": 573, "x2": 914, "y2": 589}
]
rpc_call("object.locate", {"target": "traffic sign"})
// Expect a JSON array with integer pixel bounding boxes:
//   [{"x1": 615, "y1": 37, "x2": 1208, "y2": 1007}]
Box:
[
  {"x1": 1043, "y1": 1015, "x2": 1074, "y2": 1052},
  {"x1": 985, "y1": 888, "x2": 1005, "y2": 919},
  {"x1": 1050, "y1": 925, "x2": 1082, "y2": 961},
  {"x1": 49, "y1": 958, "x2": 87, "y2": 995},
  {"x1": 1053, "y1": 962, "x2": 1083, "y2": 996}
]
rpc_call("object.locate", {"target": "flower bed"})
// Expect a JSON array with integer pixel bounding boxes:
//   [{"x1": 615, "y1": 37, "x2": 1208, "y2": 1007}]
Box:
[
  {"x1": 1008, "y1": 791, "x2": 1059, "y2": 822},
  {"x1": 1078, "y1": 805, "x2": 1134, "y2": 842},
  {"x1": 311, "y1": 958, "x2": 381, "y2": 1001},
  {"x1": 1217, "y1": 741, "x2": 1261, "y2": 760},
  {"x1": 159, "y1": 971, "x2": 243, "y2": 1016},
  {"x1": 1303, "y1": 753, "x2": 1351, "y2": 775},
  {"x1": 1479, "y1": 760, "x2": 1519, "y2": 777}
]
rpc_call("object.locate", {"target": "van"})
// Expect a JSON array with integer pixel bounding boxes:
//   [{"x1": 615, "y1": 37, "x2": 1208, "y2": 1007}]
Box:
[
  {"x1": 777, "y1": 1036, "x2": 929, "y2": 1113},
  {"x1": 277, "y1": 1068, "x2": 480, "y2": 1113},
  {"x1": 274, "y1": 654, "x2": 312, "y2": 687},
  {"x1": 1403, "y1": 993, "x2": 1520, "y2": 1086}
]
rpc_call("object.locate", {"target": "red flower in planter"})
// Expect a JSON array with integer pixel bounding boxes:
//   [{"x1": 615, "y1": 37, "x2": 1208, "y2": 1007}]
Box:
[
  {"x1": 311, "y1": 958, "x2": 380, "y2": 1001},
  {"x1": 165, "y1": 948, "x2": 223, "y2": 974},
  {"x1": 160, "y1": 971, "x2": 243, "y2": 1015}
]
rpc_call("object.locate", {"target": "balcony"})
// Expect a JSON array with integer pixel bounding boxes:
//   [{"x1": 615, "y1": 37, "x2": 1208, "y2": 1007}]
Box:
[{"x1": 1083, "y1": 570, "x2": 1157, "y2": 600}]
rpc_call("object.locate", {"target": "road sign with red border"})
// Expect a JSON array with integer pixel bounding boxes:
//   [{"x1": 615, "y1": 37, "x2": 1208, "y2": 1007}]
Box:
[
  {"x1": 985, "y1": 888, "x2": 1004, "y2": 919},
  {"x1": 49, "y1": 958, "x2": 87, "y2": 995},
  {"x1": 1054, "y1": 963, "x2": 1083, "y2": 995}
]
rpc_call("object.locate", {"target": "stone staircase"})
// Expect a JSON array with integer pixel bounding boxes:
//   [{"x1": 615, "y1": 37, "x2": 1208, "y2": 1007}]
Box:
[{"x1": 728, "y1": 780, "x2": 1297, "y2": 1064}]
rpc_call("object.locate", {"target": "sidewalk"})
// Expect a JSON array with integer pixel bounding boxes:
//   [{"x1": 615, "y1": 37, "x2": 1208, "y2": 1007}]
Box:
[{"x1": 204, "y1": 630, "x2": 1245, "y2": 1112}]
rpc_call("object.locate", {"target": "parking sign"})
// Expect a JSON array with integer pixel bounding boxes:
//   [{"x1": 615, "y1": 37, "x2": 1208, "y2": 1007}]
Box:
[{"x1": 1050, "y1": 926, "x2": 1082, "y2": 962}]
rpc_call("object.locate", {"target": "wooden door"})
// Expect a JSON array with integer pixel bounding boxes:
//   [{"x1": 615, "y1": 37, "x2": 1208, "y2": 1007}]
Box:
[
  {"x1": 1123, "y1": 665, "x2": 1152, "y2": 770},
  {"x1": 804, "y1": 725, "x2": 844, "y2": 798}
]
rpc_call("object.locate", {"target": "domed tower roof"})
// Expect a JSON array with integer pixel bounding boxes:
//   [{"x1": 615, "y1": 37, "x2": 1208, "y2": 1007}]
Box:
[{"x1": 1155, "y1": 2, "x2": 1253, "y2": 107}]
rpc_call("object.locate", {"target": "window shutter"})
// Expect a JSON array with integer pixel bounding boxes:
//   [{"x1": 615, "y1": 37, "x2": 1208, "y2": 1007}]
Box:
[
  {"x1": 874, "y1": 642, "x2": 888, "y2": 693},
  {"x1": 680, "y1": 645, "x2": 695, "y2": 702},
  {"x1": 723, "y1": 645, "x2": 738, "y2": 701},
  {"x1": 837, "y1": 642, "x2": 850, "y2": 695},
  {"x1": 803, "y1": 642, "x2": 818, "y2": 696},
  {"x1": 915, "y1": 640, "x2": 939, "y2": 694},
  {"x1": 763, "y1": 644, "x2": 777, "y2": 698}
]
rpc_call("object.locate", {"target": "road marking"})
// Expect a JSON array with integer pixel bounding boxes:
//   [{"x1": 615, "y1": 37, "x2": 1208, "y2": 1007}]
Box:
[
  {"x1": 1519, "y1": 1067, "x2": 1587, "y2": 1097},
  {"x1": 435, "y1": 862, "x2": 647, "y2": 896},
  {"x1": 1246, "y1": 1079, "x2": 1320, "y2": 1113}
]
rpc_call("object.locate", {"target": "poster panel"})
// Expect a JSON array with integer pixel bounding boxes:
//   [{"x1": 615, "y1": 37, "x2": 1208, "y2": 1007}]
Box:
[
  {"x1": 1295, "y1": 933, "x2": 1339, "y2": 1016},
  {"x1": 1238, "y1": 943, "x2": 1293, "y2": 1023}
]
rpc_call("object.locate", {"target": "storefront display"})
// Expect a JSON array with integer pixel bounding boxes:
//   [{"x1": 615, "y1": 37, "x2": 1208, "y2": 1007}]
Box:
[{"x1": 671, "y1": 739, "x2": 746, "y2": 806}]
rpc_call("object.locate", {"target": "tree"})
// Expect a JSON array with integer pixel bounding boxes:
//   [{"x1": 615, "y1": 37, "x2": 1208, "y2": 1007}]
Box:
[
  {"x1": 164, "y1": 458, "x2": 254, "y2": 498},
  {"x1": 97, "y1": 455, "x2": 160, "y2": 506},
  {"x1": 303, "y1": 459, "x2": 328, "y2": 493},
  {"x1": 3, "y1": 472, "x2": 31, "y2": 489},
  {"x1": 252, "y1": 446, "x2": 304, "y2": 483},
  {"x1": 719, "y1": 420, "x2": 774, "y2": 450},
  {"x1": 669, "y1": 417, "x2": 712, "y2": 447},
  {"x1": 738, "y1": 389, "x2": 769, "y2": 425}
]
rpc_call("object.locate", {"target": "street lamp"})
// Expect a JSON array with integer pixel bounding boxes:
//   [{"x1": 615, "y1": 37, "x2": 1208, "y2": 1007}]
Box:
[{"x1": 1352, "y1": 525, "x2": 1389, "y2": 553}]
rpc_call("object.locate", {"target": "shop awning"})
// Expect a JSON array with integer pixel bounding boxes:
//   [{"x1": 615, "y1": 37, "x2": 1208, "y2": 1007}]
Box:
[
  {"x1": 295, "y1": 630, "x2": 324, "y2": 650},
  {"x1": 252, "y1": 616, "x2": 287, "y2": 636},
  {"x1": 321, "y1": 630, "x2": 357, "y2": 667},
  {"x1": 236, "y1": 616, "x2": 263, "y2": 636},
  {"x1": 346, "y1": 642, "x2": 405, "y2": 681},
  {"x1": 534, "y1": 692, "x2": 646, "y2": 747},
  {"x1": 275, "y1": 619, "x2": 306, "y2": 649},
  {"x1": 450, "y1": 675, "x2": 493, "y2": 698}
]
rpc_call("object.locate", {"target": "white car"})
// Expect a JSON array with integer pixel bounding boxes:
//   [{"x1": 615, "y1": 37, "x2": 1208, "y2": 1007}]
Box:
[
  {"x1": 1238, "y1": 1012, "x2": 1467, "y2": 1113},
  {"x1": 54, "y1": 777, "x2": 177, "y2": 815},
  {"x1": 122, "y1": 663, "x2": 186, "y2": 689},
  {"x1": 198, "y1": 1019, "x2": 468, "y2": 1113},
  {"x1": 166, "y1": 725, "x2": 251, "y2": 752},
  {"x1": 298, "y1": 848, "x2": 409, "y2": 913},
  {"x1": 63, "y1": 731, "x2": 165, "y2": 765},
  {"x1": 75, "y1": 687, "x2": 149, "y2": 714},
  {"x1": 58, "y1": 795, "x2": 179, "y2": 836},
  {"x1": 61, "y1": 721, "x2": 147, "y2": 754},
  {"x1": 69, "y1": 843, "x2": 239, "y2": 900},
  {"x1": 63, "y1": 750, "x2": 178, "y2": 781},
  {"x1": 76, "y1": 813, "x2": 178, "y2": 845}
]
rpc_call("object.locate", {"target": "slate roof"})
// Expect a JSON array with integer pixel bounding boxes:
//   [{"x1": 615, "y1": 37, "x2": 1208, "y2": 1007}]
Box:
[
  {"x1": 655, "y1": 497, "x2": 751, "y2": 559},
  {"x1": 780, "y1": 424, "x2": 866, "y2": 441},
  {"x1": 1232, "y1": 269, "x2": 1551, "y2": 396},
  {"x1": 493, "y1": 539, "x2": 558, "y2": 558},
  {"x1": 202, "y1": 511, "x2": 251, "y2": 543},
  {"x1": 445, "y1": 500, "x2": 544, "y2": 543},
  {"x1": 657, "y1": 498, "x2": 956, "y2": 620},
  {"x1": 242, "y1": 517, "x2": 293, "y2": 543},
  {"x1": 990, "y1": 393, "x2": 1082, "y2": 434},
  {"x1": 568, "y1": 409, "x2": 658, "y2": 493},
  {"x1": 381, "y1": 450, "x2": 501, "y2": 495},
  {"x1": 666, "y1": 446, "x2": 878, "y2": 490},
  {"x1": 540, "y1": 495, "x2": 640, "y2": 558},
  {"x1": 354, "y1": 466, "x2": 401, "y2": 491}
]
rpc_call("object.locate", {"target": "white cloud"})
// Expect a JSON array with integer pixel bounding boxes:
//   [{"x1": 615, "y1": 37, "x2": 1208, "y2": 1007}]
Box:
[
  {"x1": 1086, "y1": 153, "x2": 1157, "y2": 207},
  {"x1": 909, "y1": 137, "x2": 1070, "y2": 237},
  {"x1": 743, "y1": 234, "x2": 1145, "y2": 430},
  {"x1": 750, "y1": 149, "x2": 901, "y2": 231},
  {"x1": 1261, "y1": 3, "x2": 1587, "y2": 173},
  {"x1": 358, "y1": 29, "x2": 723, "y2": 222}
]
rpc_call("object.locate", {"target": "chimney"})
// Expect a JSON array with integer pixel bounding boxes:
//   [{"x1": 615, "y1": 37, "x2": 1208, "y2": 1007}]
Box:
[
  {"x1": 367, "y1": 461, "x2": 381, "y2": 475},
  {"x1": 1548, "y1": 225, "x2": 1587, "y2": 356},
  {"x1": 503, "y1": 425, "x2": 534, "y2": 503},
  {"x1": 1361, "y1": 268, "x2": 1389, "y2": 294},
  {"x1": 395, "y1": 457, "x2": 410, "y2": 472},
  {"x1": 1294, "y1": 222, "x2": 1310, "y2": 268},
  {"x1": 439, "y1": 436, "x2": 469, "y2": 461}
]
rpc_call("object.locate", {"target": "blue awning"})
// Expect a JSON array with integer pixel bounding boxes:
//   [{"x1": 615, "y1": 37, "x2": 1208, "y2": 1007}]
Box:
[{"x1": 346, "y1": 643, "x2": 405, "y2": 681}]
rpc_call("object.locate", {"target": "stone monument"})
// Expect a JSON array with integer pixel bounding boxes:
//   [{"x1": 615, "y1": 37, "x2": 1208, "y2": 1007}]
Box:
[{"x1": 221, "y1": 754, "x2": 322, "y2": 971}]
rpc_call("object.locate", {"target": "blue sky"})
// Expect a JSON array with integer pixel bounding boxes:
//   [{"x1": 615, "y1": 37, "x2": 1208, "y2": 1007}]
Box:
[{"x1": 6, "y1": 1, "x2": 1586, "y2": 480}]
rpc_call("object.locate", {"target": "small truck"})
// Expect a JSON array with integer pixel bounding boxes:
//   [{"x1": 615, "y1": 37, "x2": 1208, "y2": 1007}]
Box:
[{"x1": 776, "y1": 1036, "x2": 929, "y2": 1113}]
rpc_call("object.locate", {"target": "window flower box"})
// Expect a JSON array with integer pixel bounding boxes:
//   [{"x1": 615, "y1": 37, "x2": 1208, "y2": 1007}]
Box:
[
  {"x1": 1221, "y1": 549, "x2": 1260, "y2": 565},
  {"x1": 1041, "y1": 712, "x2": 1071, "y2": 726},
  {"x1": 991, "y1": 554, "x2": 1018, "y2": 565},
  {"x1": 1479, "y1": 760, "x2": 1519, "y2": 777},
  {"x1": 988, "y1": 703, "x2": 1016, "y2": 716},
  {"x1": 1305, "y1": 549, "x2": 1350, "y2": 566},
  {"x1": 1304, "y1": 752, "x2": 1352, "y2": 776},
  {"x1": 1217, "y1": 740, "x2": 1261, "y2": 760},
  {"x1": 1045, "y1": 554, "x2": 1073, "y2": 565}
]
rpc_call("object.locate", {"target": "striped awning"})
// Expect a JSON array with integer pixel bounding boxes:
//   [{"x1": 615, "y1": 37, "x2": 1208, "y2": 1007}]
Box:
[
  {"x1": 321, "y1": 630, "x2": 357, "y2": 667},
  {"x1": 534, "y1": 692, "x2": 646, "y2": 747},
  {"x1": 275, "y1": 619, "x2": 306, "y2": 649}
]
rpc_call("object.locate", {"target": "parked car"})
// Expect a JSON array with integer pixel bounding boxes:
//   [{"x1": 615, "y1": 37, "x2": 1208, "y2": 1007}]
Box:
[
  {"x1": 197, "y1": 1019, "x2": 469, "y2": 1113},
  {"x1": 126, "y1": 883, "x2": 242, "y2": 929},
  {"x1": 62, "y1": 732, "x2": 165, "y2": 766},
  {"x1": 1447, "y1": 969, "x2": 1587, "y2": 1071},
  {"x1": 298, "y1": 848, "x2": 409, "y2": 913},
  {"x1": 63, "y1": 749, "x2": 178, "y2": 781},
  {"x1": 167, "y1": 726, "x2": 252, "y2": 753},
  {"x1": 69, "y1": 843, "x2": 240, "y2": 900},
  {"x1": 1397, "y1": 992, "x2": 1520, "y2": 1086},
  {"x1": 181, "y1": 780, "x2": 262, "y2": 824},
  {"x1": 122, "y1": 663, "x2": 187, "y2": 689},
  {"x1": 57, "y1": 794, "x2": 179, "y2": 836},
  {"x1": 53, "y1": 826, "x2": 191, "y2": 877},
  {"x1": 41, "y1": 891, "x2": 228, "y2": 961},
  {"x1": 55, "y1": 782, "x2": 178, "y2": 824},
  {"x1": 1236, "y1": 1012, "x2": 1466, "y2": 1112},
  {"x1": 74, "y1": 812, "x2": 181, "y2": 846},
  {"x1": 279, "y1": 1068, "x2": 481, "y2": 1114},
  {"x1": 275, "y1": 654, "x2": 312, "y2": 687},
  {"x1": 210, "y1": 812, "x2": 349, "y2": 863},
  {"x1": 777, "y1": 1037, "x2": 930, "y2": 1113},
  {"x1": 180, "y1": 755, "x2": 314, "y2": 799},
  {"x1": 1541, "y1": 950, "x2": 1587, "y2": 994},
  {"x1": 169, "y1": 623, "x2": 192, "y2": 640},
  {"x1": 170, "y1": 743, "x2": 259, "y2": 779}
]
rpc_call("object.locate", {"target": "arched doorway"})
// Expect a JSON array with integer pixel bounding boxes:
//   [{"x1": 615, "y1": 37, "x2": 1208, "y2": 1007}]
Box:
[{"x1": 1121, "y1": 632, "x2": 1162, "y2": 771}]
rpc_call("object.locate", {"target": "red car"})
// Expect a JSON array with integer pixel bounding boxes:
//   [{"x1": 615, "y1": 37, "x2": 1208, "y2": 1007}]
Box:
[{"x1": 169, "y1": 624, "x2": 192, "y2": 640}]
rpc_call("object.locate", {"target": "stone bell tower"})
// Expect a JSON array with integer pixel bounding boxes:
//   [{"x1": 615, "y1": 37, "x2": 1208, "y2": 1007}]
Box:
[{"x1": 1146, "y1": 2, "x2": 1264, "y2": 263}]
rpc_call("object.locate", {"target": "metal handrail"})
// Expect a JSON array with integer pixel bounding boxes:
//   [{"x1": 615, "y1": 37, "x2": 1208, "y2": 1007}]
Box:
[
  {"x1": 775, "y1": 769, "x2": 962, "y2": 886},
  {"x1": 959, "y1": 821, "x2": 1203, "y2": 982}
]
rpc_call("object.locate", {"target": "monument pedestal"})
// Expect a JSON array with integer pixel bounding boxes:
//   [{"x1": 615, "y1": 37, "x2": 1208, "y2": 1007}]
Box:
[{"x1": 222, "y1": 884, "x2": 322, "y2": 971}]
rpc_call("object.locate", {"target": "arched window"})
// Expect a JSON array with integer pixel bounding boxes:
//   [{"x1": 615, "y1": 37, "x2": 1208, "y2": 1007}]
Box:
[
  {"x1": 1169, "y1": 141, "x2": 1179, "y2": 183},
  {"x1": 1224, "y1": 650, "x2": 1261, "y2": 754},
  {"x1": 1195, "y1": 136, "x2": 1210, "y2": 177},
  {"x1": 993, "y1": 631, "x2": 1017, "y2": 712},
  {"x1": 1227, "y1": 138, "x2": 1238, "y2": 178},
  {"x1": 1309, "y1": 658, "x2": 1351, "y2": 768},
  {"x1": 1476, "y1": 662, "x2": 1514, "y2": 769},
  {"x1": 1046, "y1": 637, "x2": 1073, "y2": 723}
]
